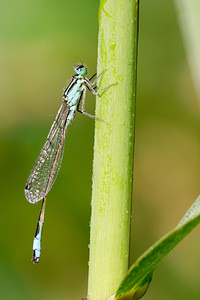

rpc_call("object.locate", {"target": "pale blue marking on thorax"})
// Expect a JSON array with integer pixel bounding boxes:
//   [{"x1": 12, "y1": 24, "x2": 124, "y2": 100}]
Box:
[
  {"x1": 65, "y1": 76, "x2": 84, "y2": 107},
  {"x1": 63, "y1": 75, "x2": 85, "y2": 125}
]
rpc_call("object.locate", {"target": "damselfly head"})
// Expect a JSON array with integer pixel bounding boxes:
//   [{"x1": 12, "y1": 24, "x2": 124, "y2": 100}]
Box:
[{"x1": 74, "y1": 64, "x2": 88, "y2": 76}]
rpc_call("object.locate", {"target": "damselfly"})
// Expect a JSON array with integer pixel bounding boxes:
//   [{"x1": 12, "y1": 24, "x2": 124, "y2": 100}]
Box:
[{"x1": 25, "y1": 65, "x2": 113, "y2": 263}]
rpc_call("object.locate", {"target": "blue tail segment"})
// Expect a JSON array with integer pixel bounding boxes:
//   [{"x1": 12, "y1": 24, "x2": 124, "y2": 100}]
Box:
[
  {"x1": 32, "y1": 197, "x2": 46, "y2": 264},
  {"x1": 32, "y1": 220, "x2": 43, "y2": 263}
]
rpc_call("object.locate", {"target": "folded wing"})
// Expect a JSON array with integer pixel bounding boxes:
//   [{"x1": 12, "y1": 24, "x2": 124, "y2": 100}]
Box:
[{"x1": 25, "y1": 101, "x2": 70, "y2": 204}]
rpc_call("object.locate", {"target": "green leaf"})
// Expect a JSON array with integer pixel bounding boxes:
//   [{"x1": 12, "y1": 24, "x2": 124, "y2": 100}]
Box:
[{"x1": 115, "y1": 195, "x2": 200, "y2": 300}]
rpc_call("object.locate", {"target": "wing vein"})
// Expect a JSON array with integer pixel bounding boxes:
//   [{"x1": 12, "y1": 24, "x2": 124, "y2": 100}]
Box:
[{"x1": 25, "y1": 101, "x2": 70, "y2": 203}]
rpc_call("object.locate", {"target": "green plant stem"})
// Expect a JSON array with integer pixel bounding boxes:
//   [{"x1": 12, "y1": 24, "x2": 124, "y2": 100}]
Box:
[{"x1": 87, "y1": 1, "x2": 139, "y2": 299}]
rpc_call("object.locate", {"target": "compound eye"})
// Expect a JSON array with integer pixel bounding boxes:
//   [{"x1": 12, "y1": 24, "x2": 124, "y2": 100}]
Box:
[{"x1": 74, "y1": 65, "x2": 87, "y2": 75}]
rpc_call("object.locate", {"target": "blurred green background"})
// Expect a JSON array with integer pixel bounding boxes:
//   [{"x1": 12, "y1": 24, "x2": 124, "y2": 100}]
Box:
[{"x1": 0, "y1": 0, "x2": 200, "y2": 299}]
